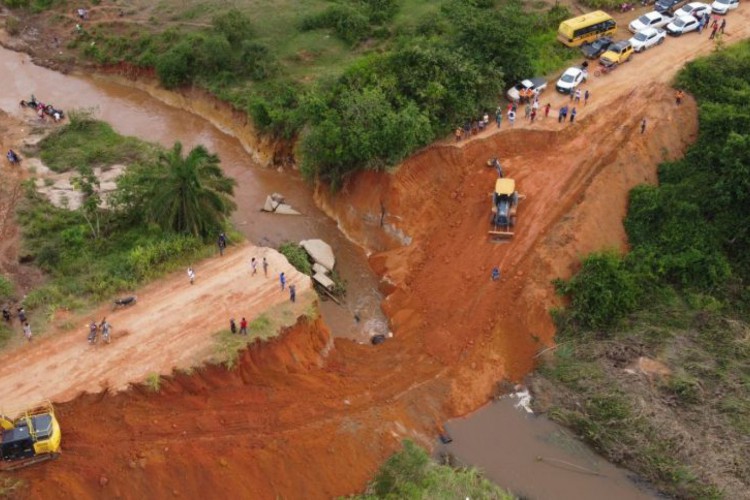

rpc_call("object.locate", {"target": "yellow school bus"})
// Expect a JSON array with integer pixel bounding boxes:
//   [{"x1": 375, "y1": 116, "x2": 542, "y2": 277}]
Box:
[{"x1": 558, "y1": 11, "x2": 617, "y2": 47}]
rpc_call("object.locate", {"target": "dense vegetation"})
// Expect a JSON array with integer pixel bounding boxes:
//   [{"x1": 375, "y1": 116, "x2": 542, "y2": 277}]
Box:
[
  {"x1": 353, "y1": 440, "x2": 514, "y2": 499},
  {"x1": 544, "y1": 42, "x2": 750, "y2": 499},
  {"x1": 16, "y1": 114, "x2": 235, "y2": 318},
  {"x1": 64, "y1": 0, "x2": 572, "y2": 189}
]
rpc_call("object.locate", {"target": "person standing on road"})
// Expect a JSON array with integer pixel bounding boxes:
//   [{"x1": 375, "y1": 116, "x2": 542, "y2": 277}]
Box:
[
  {"x1": 570, "y1": 107, "x2": 577, "y2": 123},
  {"x1": 530, "y1": 108, "x2": 537, "y2": 123},
  {"x1": 507, "y1": 109, "x2": 516, "y2": 127},
  {"x1": 23, "y1": 322, "x2": 32, "y2": 342},
  {"x1": 524, "y1": 102, "x2": 531, "y2": 120},
  {"x1": 230, "y1": 318, "x2": 237, "y2": 334},
  {"x1": 262, "y1": 257, "x2": 269, "y2": 277},
  {"x1": 251, "y1": 257, "x2": 258, "y2": 276},
  {"x1": 239, "y1": 317, "x2": 248, "y2": 336},
  {"x1": 217, "y1": 233, "x2": 227, "y2": 256},
  {"x1": 574, "y1": 89, "x2": 581, "y2": 104},
  {"x1": 289, "y1": 284, "x2": 296, "y2": 303},
  {"x1": 719, "y1": 19, "x2": 726, "y2": 34},
  {"x1": 675, "y1": 90, "x2": 684, "y2": 105},
  {"x1": 100, "y1": 319, "x2": 111, "y2": 344},
  {"x1": 454, "y1": 127, "x2": 462, "y2": 142},
  {"x1": 709, "y1": 23, "x2": 718, "y2": 39},
  {"x1": 187, "y1": 266, "x2": 195, "y2": 285},
  {"x1": 495, "y1": 107, "x2": 503, "y2": 128},
  {"x1": 544, "y1": 103, "x2": 551, "y2": 119},
  {"x1": 641, "y1": 118, "x2": 647, "y2": 134},
  {"x1": 584, "y1": 89, "x2": 590, "y2": 106},
  {"x1": 280, "y1": 272, "x2": 286, "y2": 291}
]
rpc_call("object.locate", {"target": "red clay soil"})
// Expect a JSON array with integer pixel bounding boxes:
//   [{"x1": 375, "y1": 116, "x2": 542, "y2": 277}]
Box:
[{"x1": 10, "y1": 5, "x2": 750, "y2": 498}]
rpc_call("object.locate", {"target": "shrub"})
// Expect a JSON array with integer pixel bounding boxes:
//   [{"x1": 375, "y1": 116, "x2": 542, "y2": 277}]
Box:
[
  {"x1": 4, "y1": 16, "x2": 20, "y2": 36},
  {"x1": 155, "y1": 42, "x2": 194, "y2": 88},
  {"x1": 278, "y1": 243, "x2": 313, "y2": 275},
  {"x1": 359, "y1": 440, "x2": 513, "y2": 499},
  {"x1": 554, "y1": 251, "x2": 640, "y2": 331},
  {"x1": 300, "y1": 5, "x2": 370, "y2": 45}
]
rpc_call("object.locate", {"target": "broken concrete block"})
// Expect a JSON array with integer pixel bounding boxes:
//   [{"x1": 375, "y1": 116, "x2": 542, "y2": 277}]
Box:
[
  {"x1": 300, "y1": 239, "x2": 335, "y2": 271},
  {"x1": 313, "y1": 272, "x2": 335, "y2": 290}
]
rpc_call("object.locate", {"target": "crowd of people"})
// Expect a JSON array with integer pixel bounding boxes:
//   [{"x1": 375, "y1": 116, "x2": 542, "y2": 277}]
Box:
[
  {"x1": 454, "y1": 92, "x2": 583, "y2": 142},
  {"x1": 19, "y1": 94, "x2": 65, "y2": 122},
  {"x1": 2, "y1": 306, "x2": 33, "y2": 342}
]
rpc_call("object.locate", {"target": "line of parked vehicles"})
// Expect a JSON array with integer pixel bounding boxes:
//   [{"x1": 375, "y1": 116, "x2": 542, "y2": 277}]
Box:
[{"x1": 506, "y1": 0, "x2": 741, "y2": 100}]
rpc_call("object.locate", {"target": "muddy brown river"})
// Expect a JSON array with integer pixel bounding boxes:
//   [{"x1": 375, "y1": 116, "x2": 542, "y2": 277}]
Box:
[{"x1": 0, "y1": 46, "x2": 385, "y2": 342}]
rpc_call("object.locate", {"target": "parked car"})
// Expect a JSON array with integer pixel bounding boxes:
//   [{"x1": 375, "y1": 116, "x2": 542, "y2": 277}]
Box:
[
  {"x1": 506, "y1": 77, "x2": 548, "y2": 102},
  {"x1": 581, "y1": 36, "x2": 614, "y2": 59},
  {"x1": 655, "y1": 0, "x2": 686, "y2": 12},
  {"x1": 710, "y1": 0, "x2": 739, "y2": 14},
  {"x1": 599, "y1": 40, "x2": 634, "y2": 65},
  {"x1": 666, "y1": 14, "x2": 700, "y2": 34},
  {"x1": 674, "y1": 2, "x2": 712, "y2": 18},
  {"x1": 629, "y1": 27, "x2": 667, "y2": 51},
  {"x1": 556, "y1": 67, "x2": 587, "y2": 94},
  {"x1": 628, "y1": 11, "x2": 674, "y2": 32}
]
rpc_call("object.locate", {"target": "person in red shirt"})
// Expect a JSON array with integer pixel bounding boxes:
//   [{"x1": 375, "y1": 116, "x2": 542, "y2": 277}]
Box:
[{"x1": 240, "y1": 317, "x2": 248, "y2": 335}]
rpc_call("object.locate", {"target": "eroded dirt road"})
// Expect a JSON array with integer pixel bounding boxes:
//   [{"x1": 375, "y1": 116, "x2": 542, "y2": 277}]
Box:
[
  {"x1": 4, "y1": 4, "x2": 750, "y2": 499},
  {"x1": 0, "y1": 244, "x2": 312, "y2": 411}
]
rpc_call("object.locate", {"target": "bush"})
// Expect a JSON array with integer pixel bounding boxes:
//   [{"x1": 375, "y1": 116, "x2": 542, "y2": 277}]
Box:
[
  {"x1": 0, "y1": 275, "x2": 13, "y2": 300},
  {"x1": 301, "y1": 4, "x2": 370, "y2": 45},
  {"x1": 358, "y1": 440, "x2": 513, "y2": 499},
  {"x1": 278, "y1": 243, "x2": 312, "y2": 276},
  {"x1": 155, "y1": 43, "x2": 194, "y2": 89},
  {"x1": 554, "y1": 251, "x2": 640, "y2": 331}
]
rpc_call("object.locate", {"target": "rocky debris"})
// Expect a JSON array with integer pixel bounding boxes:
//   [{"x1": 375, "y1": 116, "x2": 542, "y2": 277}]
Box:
[
  {"x1": 312, "y1": 263, "x2": 328, "y2": 275},
  {"x1": 99, "y1": 475, "x2": 109, "y2": 487},
  {"x1": 261, "y1": 192, "x2": 301, "y2": 215},
  {"x1": 312, "y1": 272, "x2": 335, "y2": 290},
  {"x1": 300, "y1": 239, "x2": 335, "y2": 271},
  {"x1": 33, "y1": 163, "x2": 126, "y2": 210}
]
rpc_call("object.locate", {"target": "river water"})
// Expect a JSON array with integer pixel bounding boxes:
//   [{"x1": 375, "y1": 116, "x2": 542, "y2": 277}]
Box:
[
  {"x1": 439, "y1": 396, "x2": 660, "y2": 500},
  {"x1": 0, "y1": 45, "x2": 385, "y2": 342}
]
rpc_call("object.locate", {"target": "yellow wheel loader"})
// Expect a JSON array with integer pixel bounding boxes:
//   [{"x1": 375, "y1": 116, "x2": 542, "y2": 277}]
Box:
[
  {"x1": 489, "y1": 178, "x2": 524, "y2": 239},
  {"x1": 1, "y1": 402, "x2": 61, "y2": 471}
]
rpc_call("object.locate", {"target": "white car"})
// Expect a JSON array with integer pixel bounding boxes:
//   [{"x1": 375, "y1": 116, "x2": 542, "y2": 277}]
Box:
[
  {"x1": 710, "y1": 0, "x2": 739, "y2": 14},
  {"x1": 628, "y1": 11, "x2": 674, "y2": 33},
  {"x1": 629, "y1": 28, "x2": 667, "y2": 52},
  {"x1": 666, "y1": 15, "x2": 700, "y2": 35},
  {"x1": 556, "y1": 67, "x2": 587, "y2": 94},
  {"x1": 674, "y1": 2, "x2": 712, "y2": 18}
]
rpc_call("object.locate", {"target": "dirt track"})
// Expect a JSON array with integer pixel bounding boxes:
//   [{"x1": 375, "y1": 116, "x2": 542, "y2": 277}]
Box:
[
  {"x1": 5, "y1": 5, "x2": 750, "y2": 499},
  {"x1": 0, "y1": 245, "x2": 312, "y2": 411}
]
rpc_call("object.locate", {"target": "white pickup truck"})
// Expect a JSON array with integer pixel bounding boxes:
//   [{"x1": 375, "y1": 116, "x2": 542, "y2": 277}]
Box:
[{"x1": 506, "y1": 77, "x2": 548, "y2": 102}]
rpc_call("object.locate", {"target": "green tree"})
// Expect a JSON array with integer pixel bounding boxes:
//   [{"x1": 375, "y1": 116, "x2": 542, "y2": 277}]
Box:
[{"x1": 141, "y1": 142, "x2": 237, "y2": 239}]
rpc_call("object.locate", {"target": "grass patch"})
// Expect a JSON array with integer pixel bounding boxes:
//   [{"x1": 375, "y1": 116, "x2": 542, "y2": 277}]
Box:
[
  {"x1": 145, "y1": 372, "x2": 162, "y2": 392},
  {"x1": 0, "y1": 275, "x2": 13, "y2": 299},
  {"x1": 354, "y1": 440, "x2": 514, "y2": 499},
  {"x1": 211, "y1": 308, "x2": 294, "y2": 369},
  {"x1": 38, "y1": 111, "x2": 155, "y2": 173}
]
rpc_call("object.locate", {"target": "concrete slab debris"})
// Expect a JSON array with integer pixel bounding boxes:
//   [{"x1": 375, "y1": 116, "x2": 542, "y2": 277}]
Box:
[{"x1": 300, "y1": 239, "x2": 335, "y2": 271}]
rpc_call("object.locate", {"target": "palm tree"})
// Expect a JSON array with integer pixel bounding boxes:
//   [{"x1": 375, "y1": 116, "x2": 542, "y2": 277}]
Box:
[{"x1": 146, "y1": 142, "x2": 236, "y2": 239}]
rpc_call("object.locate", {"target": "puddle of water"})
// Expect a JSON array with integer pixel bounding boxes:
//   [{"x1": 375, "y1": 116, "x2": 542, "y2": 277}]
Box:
[
  {"x1": 439, "y1": 397, "x2": 660, "y2": 500},
  {"x1": 0, "y1": 46, "x2": 384, "y2": 342}
]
